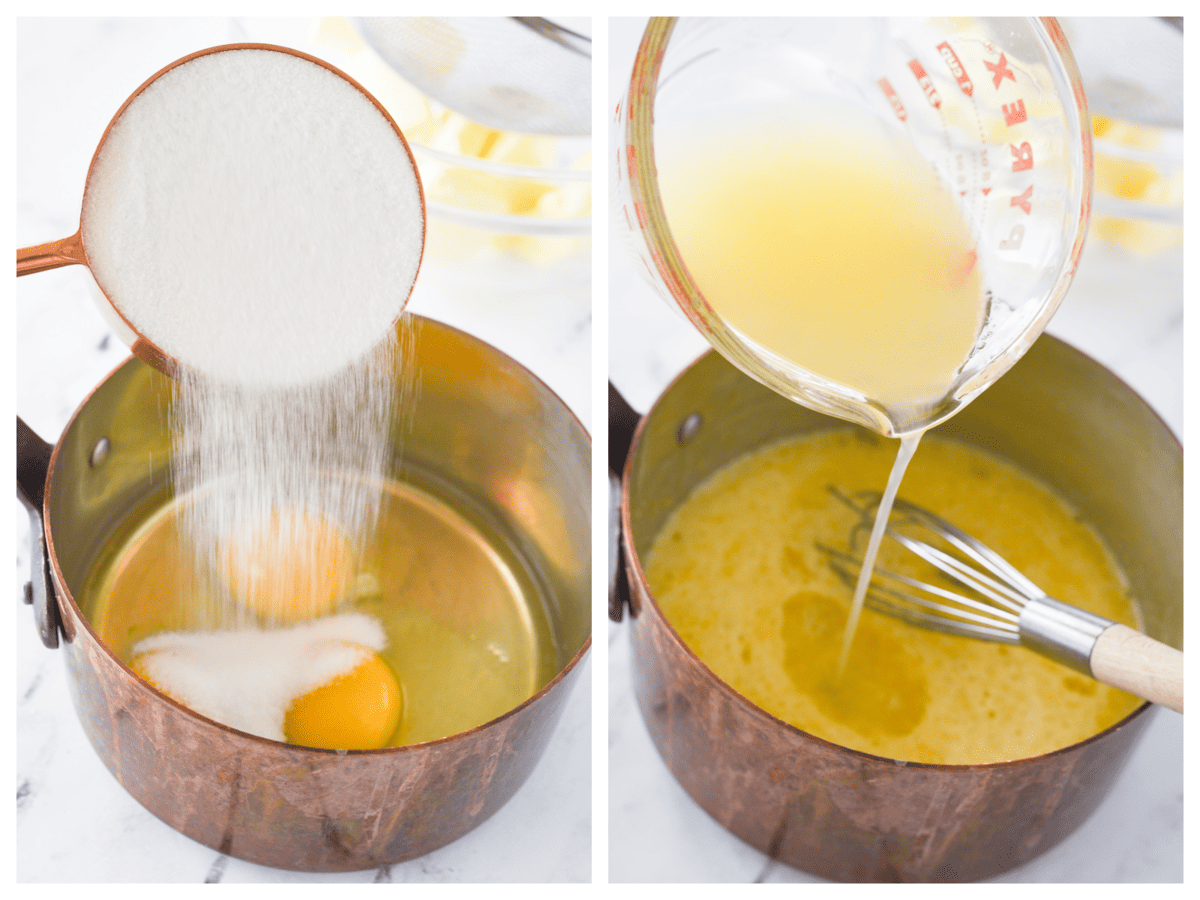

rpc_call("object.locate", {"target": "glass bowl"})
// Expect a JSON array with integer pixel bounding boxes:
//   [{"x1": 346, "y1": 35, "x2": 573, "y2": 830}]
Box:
[{"x1": 236, "y1": 17, "x2": 590, "y2": 289}]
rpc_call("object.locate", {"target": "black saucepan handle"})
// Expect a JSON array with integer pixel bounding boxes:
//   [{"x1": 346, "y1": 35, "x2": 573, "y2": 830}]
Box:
[
  {"x1": 608, "y1": 382, "x2": 641, "y2": 479},
  {"x1": 609, "y1": 383, "x2": 642, "y2": 623},
  {"x1": 17, "y1": 417, "x2": 61, "y2": 649}
]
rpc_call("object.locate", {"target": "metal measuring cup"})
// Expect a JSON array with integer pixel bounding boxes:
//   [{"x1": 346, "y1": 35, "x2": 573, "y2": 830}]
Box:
[{"x1": 17, "y1": 42, "x2": 426, "y2": 382}]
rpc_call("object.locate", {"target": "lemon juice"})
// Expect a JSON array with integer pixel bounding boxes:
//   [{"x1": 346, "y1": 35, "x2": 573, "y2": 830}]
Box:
[{"x1": 657, "y1": 103, "x2": 985, "y2": 420}]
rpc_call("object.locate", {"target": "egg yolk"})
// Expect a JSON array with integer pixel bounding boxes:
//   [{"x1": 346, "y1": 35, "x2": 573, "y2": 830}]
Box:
[
  {"x1": 284, "y1": 651, "x2": 403, "y2": 750},
  {"x1": 224, "y1": 509, "x2": 356, "y2": 624}
]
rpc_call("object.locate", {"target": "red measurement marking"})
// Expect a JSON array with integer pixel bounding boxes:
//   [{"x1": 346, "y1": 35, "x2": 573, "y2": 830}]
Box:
[
  {"x1": 1003, "y1": 99, "x2": 1028, "y2": 127},
  {"x1": 950, "y1": 249, "x2": 978, "y2": 287},
  {"x1": 982, "y1": 187, "x2": 992, "y2": 196},
  {"x1": 1010, "y1": 142, "x2": 1033, "y2": 173},
  {"x1": 936, "y1": 42, "x2": 973, "y2": 96},
  {"x1": 985, "y1": 53, "x2": 1016, "y2": 90},
  {"x1": 907, "y1": 59, "x2": 942, "y2": 109},
  {"x1": 877, "y1": 77, "x2": 907, "y2": 121},
  {"x1": 1011, "y1": 185, "x2": 1033, "y2": 214},
  {"x1": 634, "y1": 198, "x2": 648, "y2": 229}
]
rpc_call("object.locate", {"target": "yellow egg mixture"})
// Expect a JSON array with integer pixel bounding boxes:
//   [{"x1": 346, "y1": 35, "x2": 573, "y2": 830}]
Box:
[{"x1": 645, "y1": 429, "x2": 1143, "y2": 765}]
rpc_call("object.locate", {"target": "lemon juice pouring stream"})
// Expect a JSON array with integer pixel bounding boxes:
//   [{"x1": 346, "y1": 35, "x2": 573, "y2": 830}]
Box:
[{"x1": 614, "y1": 17, "x2": 1092, "y2": 668}]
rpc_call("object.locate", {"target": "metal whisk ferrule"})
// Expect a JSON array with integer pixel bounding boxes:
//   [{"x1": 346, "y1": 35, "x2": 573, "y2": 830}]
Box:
[{"x1": 1017, "y1": 596, "x2": 1112, "y2": 675}]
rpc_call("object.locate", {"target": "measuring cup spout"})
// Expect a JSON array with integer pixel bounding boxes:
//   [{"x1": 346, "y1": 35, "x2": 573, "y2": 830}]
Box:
[{"x1": 17, "y1": 232, "x2": 87, "y2": 276}]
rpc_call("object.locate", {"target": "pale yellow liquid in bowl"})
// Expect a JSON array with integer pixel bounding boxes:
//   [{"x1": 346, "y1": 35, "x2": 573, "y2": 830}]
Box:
[
  {"x1": 657, "y1": 105, "x2": 985, "y2": 417},
  {"x1": 645, "y1": 430, "x2": 1143, "y2": 765}
]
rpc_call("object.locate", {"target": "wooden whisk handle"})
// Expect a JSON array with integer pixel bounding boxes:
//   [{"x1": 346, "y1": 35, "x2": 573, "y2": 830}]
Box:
[{"x1": 1090, "y1": 624, "x2": 1183, "y2": 714}]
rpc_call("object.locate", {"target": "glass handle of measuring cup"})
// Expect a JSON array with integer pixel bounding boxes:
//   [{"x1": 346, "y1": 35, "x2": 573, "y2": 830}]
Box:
[
  {"x1": 17, "y1": 232, "x2": 87, "y2": 276},
  {"x1": 609, "y1": 382, "x2": 643, "y2": 623}
]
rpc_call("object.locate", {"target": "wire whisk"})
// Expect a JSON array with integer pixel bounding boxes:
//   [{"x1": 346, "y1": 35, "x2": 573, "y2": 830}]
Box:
[{"x1": 817, "y1": 488, "x2": 1182, "y2": 713}]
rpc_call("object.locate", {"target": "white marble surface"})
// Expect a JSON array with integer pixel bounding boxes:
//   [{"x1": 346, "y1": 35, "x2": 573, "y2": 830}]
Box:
[
  {"x1": 15, "y1": 17, "x2": 591, "y2": 883},
  {"x1": 11, "y1": 13, "x2": 1189, "y2": 887},
  {"x1": 607, "y1": 16, "x2": 1183, "y2": 883}
]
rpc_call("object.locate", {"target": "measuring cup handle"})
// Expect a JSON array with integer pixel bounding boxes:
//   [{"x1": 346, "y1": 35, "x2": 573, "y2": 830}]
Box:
[
  {"x1": 16, "y1": 416, "x2": 62, "y2": 649},
  {"x1": 17, "y1": 232, "x2": 87, "y2": 276}
]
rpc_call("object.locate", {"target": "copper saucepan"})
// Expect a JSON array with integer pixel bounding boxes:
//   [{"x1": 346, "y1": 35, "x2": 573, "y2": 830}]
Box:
[
  {"x1": 17, "y1": 317, "x2": 591, "y2": 872},
  {"x1": 611, "y1": 335, "x2": 1180, "y2": 882}
]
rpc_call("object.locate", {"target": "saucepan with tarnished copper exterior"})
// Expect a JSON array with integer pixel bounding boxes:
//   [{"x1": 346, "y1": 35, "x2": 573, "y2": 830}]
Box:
[
  {"x1": 18, "y1": 316, "x2": 590, "y2": 872},
  {"x1": 610, "y1": 335, "x2": 1180, "y2": 882}
]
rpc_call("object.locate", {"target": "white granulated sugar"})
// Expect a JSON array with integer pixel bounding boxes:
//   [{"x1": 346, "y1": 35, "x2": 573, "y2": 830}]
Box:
[
  {"x1": 132, "y1": 612, "x2": 387, "y2": 742},
  {"x1": 81, "y1": 48, "x2": 423, "y2": 387}
]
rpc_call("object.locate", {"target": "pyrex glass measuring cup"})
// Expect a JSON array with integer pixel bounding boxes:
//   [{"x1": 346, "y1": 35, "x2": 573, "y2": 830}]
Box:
[{"x1": 613, "y1": 17, "x2": 1092, "y2": 437}]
